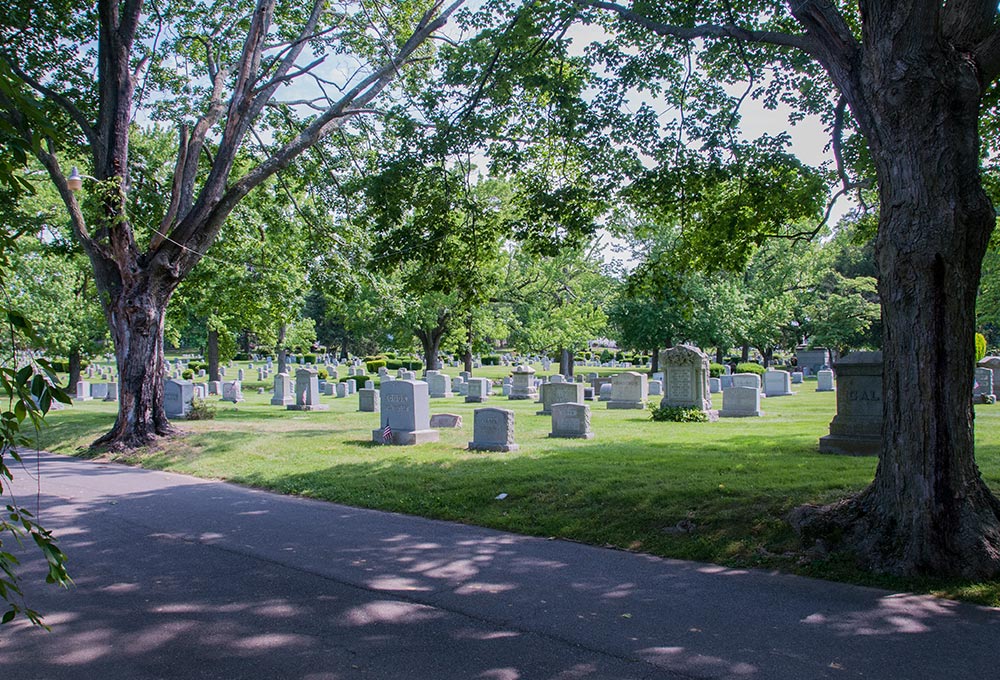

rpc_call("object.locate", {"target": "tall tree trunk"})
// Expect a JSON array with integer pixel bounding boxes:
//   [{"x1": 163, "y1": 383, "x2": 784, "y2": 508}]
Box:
[
  {"x1": 339, "y1": 333, "x2": 349, "y2": 361},
  {"x1": 92, "y1": 279, "x2": 175, "y2": 451},
  {"x1": 277, "y1": 323, "x2": 287, "y2": 374},
  {"x1": 796, "y1": 45, "x2": 1000, "y2": 576},
  {"x1": 66, "y1": 348, "x2": 81, "y2": 391},
  {"x1": 416, "y1": 329, "x2": 444, "y2": 372},
  {"x1": 464, "y1": 313, "x2": 473, "y2": 374},
  {"x1": 715, "y1": 347, "x2": 725, "y2": 364},
  {"x1": 559, "y1": 347, "x2": 573, "y2": 377},
  {"x1": 650, "y1": 347, "x2": 659, "y2": 374},
  {"x1": 741, "y1": 344, "x2": 749, "y2": 362},
  {"x1": 207, "y1": 328, "x2": 220, "y2": 382}
]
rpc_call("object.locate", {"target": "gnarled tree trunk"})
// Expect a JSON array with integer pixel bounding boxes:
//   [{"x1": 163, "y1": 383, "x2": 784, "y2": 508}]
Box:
[
  {"x1": 207, "y1": 328, "x2": 220, "y2": 382},
  {"x1": 797, "y1": 41, "x2": 1000, "y2": 576},
  {"x1": 92, "y1": 276, "x2": 176, "y2": 450}
]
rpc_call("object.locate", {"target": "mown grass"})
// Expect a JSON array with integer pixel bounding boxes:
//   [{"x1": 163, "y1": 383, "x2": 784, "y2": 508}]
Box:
[{"x1": 35, "y1": 364, "x2": 1000, "y2": 606}]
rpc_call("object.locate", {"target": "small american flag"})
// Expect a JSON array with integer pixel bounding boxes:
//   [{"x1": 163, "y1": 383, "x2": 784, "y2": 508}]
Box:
[{"x1": 382, "y1": 423, "x2": 392, "y2": 443}]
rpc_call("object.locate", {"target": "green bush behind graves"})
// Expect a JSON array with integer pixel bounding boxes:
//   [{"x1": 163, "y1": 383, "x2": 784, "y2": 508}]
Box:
[
  {"x1": 709, "y1": 362, "x2": 726, "y2": 377},
  {"x1": 181, "y1": 369, "x2": 194, "y2": 380},
  {"x1": 649, "y1": 404, "x2": 710, "y2": 422},
  {"x1": 976, "y1": 332, "x2": 987, "y2": 362},
  {"x1": 736, "y1": 362, "x2": 766, "y2": 375},
  {"x1": 365, "y1": 359, "x2": 388, "y2": 373}
]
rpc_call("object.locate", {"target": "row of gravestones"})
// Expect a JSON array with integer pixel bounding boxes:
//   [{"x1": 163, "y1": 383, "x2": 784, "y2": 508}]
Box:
[
  {"x1": 370, "y1": 379, "x2": 593, "y2": 448},
  {"x1": 159, "y1": 348, "x2": 881, "y2": 458}
]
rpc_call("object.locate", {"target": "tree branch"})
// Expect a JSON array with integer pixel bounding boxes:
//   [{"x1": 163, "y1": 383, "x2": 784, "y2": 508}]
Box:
[
  {"x1": 581, "y1": 0, "x2": 814, "y2": 53},
  {"x1": 975, "y1": 26, "x2": 1000, "y2": 84},
  {"x1": 0, "y1": 57, "x2": 98, "y2": 149}
]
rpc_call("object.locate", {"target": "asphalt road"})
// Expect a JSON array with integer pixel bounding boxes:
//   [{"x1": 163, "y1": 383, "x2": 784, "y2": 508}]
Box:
[{"x1": 3, "y1": 452, "x2": 999, "y2": 680}]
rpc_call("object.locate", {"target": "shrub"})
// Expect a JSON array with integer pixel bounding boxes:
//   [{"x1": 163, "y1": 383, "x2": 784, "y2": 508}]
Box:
[
  {"x1": 303, "y1": 353, "x2": 316, "y2": 364},
  {"x1": 314, "y1": 345, "x2": 326, "y2": 353},
  {"x1": 976, "y1": 332, "x2": 988, "y2": 362},
  {"x1": 181, "y1": 369, "x2": 194, "y2": 380},
  {"x1": 317, "y1": 369, "x2": 329, "y2": 380},
  {"x1": 187, "y1": 361, "x2": 206, "y2": 372},
  {"x1": 736, "y1": 362, "x2": 765, "y2": 375},
  {"x1": 342, "y1": 375, "x2": 367, "y2": 389},
  {"x1": 186, "y1": 398, "x2": 216, "y2": 420},
  {"x1": 234, "y1": 352, "x2": 249, "y2": 361},
  {"x1": 709, "y1": 362, "x2": 726, "y2": 378},
  {"x1": 366, "y1": 359, "x2": 387, "y2": 373},
  {"x1": 600, "y1": 349, "x2": 613, "y2": 363},
  {"x1": 481, "y1": 355, "x2": 501, "y2": 366},
  {"x1": 385, "y1": 359, "x2": 423, "y2": 371},
  {"x1": 649, "y1": 404, "x2": 709, "y2": 423}
]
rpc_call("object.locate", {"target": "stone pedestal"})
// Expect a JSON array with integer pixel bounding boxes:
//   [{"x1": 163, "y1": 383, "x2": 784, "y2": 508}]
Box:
[
  {"x1": 508, "y1": 366, "x2": 537, "y2": 400},
  {"x1": 164, "y1": 379, "x2": 193, "y2": 418},
  {"x1": 763, "y1": 370, "x2": 795, "y2": 397},
  {"x1": 819, "y1": 351, "x2": 881, "y2": 456},
  {"x1": 816, "y1": 369, "x2": 835, "y2": 392},
  {"x1": 287, "y1": 368, "x2": 328, "y2": 411}
]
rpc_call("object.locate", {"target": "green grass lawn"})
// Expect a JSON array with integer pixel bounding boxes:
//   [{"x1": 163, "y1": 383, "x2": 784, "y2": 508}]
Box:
[{"x1": 35, "y1": 364, "x2": 1000, "y2": 606}]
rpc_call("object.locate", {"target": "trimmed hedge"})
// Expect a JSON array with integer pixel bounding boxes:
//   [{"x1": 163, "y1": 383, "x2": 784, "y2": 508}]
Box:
[
  {"x1": 736, "y1": 362, "x2": 765, "y2": 375},
  {"x1": 708, "y1": 362, "x2": 726, "y2": 378},
  {"x1": 385, "y1": 359, "x2": 423, "y2": 371},
  {"x1": 341, "y1": 375, "x2": 367, "y2": 389},
  {"x1": 366, "y1": 359, "x2": 388, "y2": 373},
  {"x1": 481, "y1": 355, "x2": 501, "y2": 366}
]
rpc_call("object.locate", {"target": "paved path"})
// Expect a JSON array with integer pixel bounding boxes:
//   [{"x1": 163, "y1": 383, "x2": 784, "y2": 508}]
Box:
[{"x1": 3, "y1": 452, "x2": 999, "y2": 679}]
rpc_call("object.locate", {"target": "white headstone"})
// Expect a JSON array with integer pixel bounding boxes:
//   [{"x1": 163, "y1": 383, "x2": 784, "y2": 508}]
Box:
[
  {"x1": 164, "y1": 379, "x2": 194, "y2": 418},
  {"x1": 608, "y1": 371, "x2": 648, "y2": 410},
  {"x1": 373, "y1": 380, "x2": 439, "y2": 445},
  {"x1": 763, "y1": 370, "x2": 795, "y2": 397},
  {"x1": 719, "y1": 386, "x2": 763, "y2": 418},
  {"x1": 816, "y1": 369, "x2": 835, "y2": 392},
  {"x1": 221, "y1": 380, "x2": 244, "y2": 403},
  {"x1": 271, "y1": 372, "x2": 294, "y2": 406},
  {"x1": 537, "y1": 382, "x2": 586, "y2": 415}
]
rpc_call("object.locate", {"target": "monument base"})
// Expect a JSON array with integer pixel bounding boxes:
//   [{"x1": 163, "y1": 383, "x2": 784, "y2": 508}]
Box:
[
  {"x1": 818, "y1": 433, "x2": 879, "y2": 456},
  {"x1": 764, "y1": 390, "x2": 795, "y2": 397},
  {"x1": 373, "y1": 428, "x2": 440, "y2": 445},
  {"x1": 468, "y1": 442, "x2": 519, "y2": 452},
  {"x1": 271, "y1": 397, "x2": 294, "y2": 406},
  {"x1": 719, "y1": 409, "x2": 762, "y2": 418},
  {"x1": 816, "y1": 387, "x2": 835, "y2": 392},
  {"x1": 465, "y1": 396, "x2": 488, "y2": 403},
  {"x1": 287, "y1": 404, "x2": 330, "y2": 411},
  {"x1": 549, "y1": 432, "x2": 594, "y2": 439},
  {"x1": 607, "y1": 400, "x2": 647, "y2": 409}
]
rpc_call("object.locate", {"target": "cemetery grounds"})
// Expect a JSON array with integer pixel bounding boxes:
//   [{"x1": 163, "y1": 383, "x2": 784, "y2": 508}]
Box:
[{"x1": 33, "y1": 361, "x2": 1000, "y2": 606}]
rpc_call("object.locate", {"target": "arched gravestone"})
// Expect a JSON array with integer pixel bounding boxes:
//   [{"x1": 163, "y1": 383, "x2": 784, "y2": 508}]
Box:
[
  {"x1": 819, "y1": 351, "x2": 882, "y2": 456},
  {"x1": 658, "y1": 345, "x2": 713, "y2": 413}
]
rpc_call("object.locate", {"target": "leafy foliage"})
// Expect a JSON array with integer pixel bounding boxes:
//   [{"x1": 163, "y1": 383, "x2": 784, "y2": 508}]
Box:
[{"x1": 649, "y1": 404, "x2": 708, "y2": 423}]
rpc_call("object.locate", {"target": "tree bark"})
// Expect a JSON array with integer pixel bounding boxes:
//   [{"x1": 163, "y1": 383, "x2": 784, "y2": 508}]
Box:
[
  {"x1": 416, "y1": 329, "x2": 444, "y2": 372},
  {"x1": 715, "y1": 347, "x2": 725, "y2": 364},
  {"x1": 795, "y1": 41, "x2": 1000, "y2": 577},
  {"x1": 741, "y1": 344, "x2": 749, "y2": 362},
  {"x1": 650, "y1": 347, "x2": 659, "y2": 374},
  {"x1": 559, "y1": 347, "x2": 574, "y2": 377},
  {"x1": 207, "y1": 329, "x2": 220, "y2": 382},
  {"x1": 66, "y1": 348, "x2": 81, "y2": 391},
  {"x1": 277, "y1": 323, "x2": 287, "y2": 374},
  {"x1": 92, "y1": 276, "x2": 176, "y2": 451}
]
